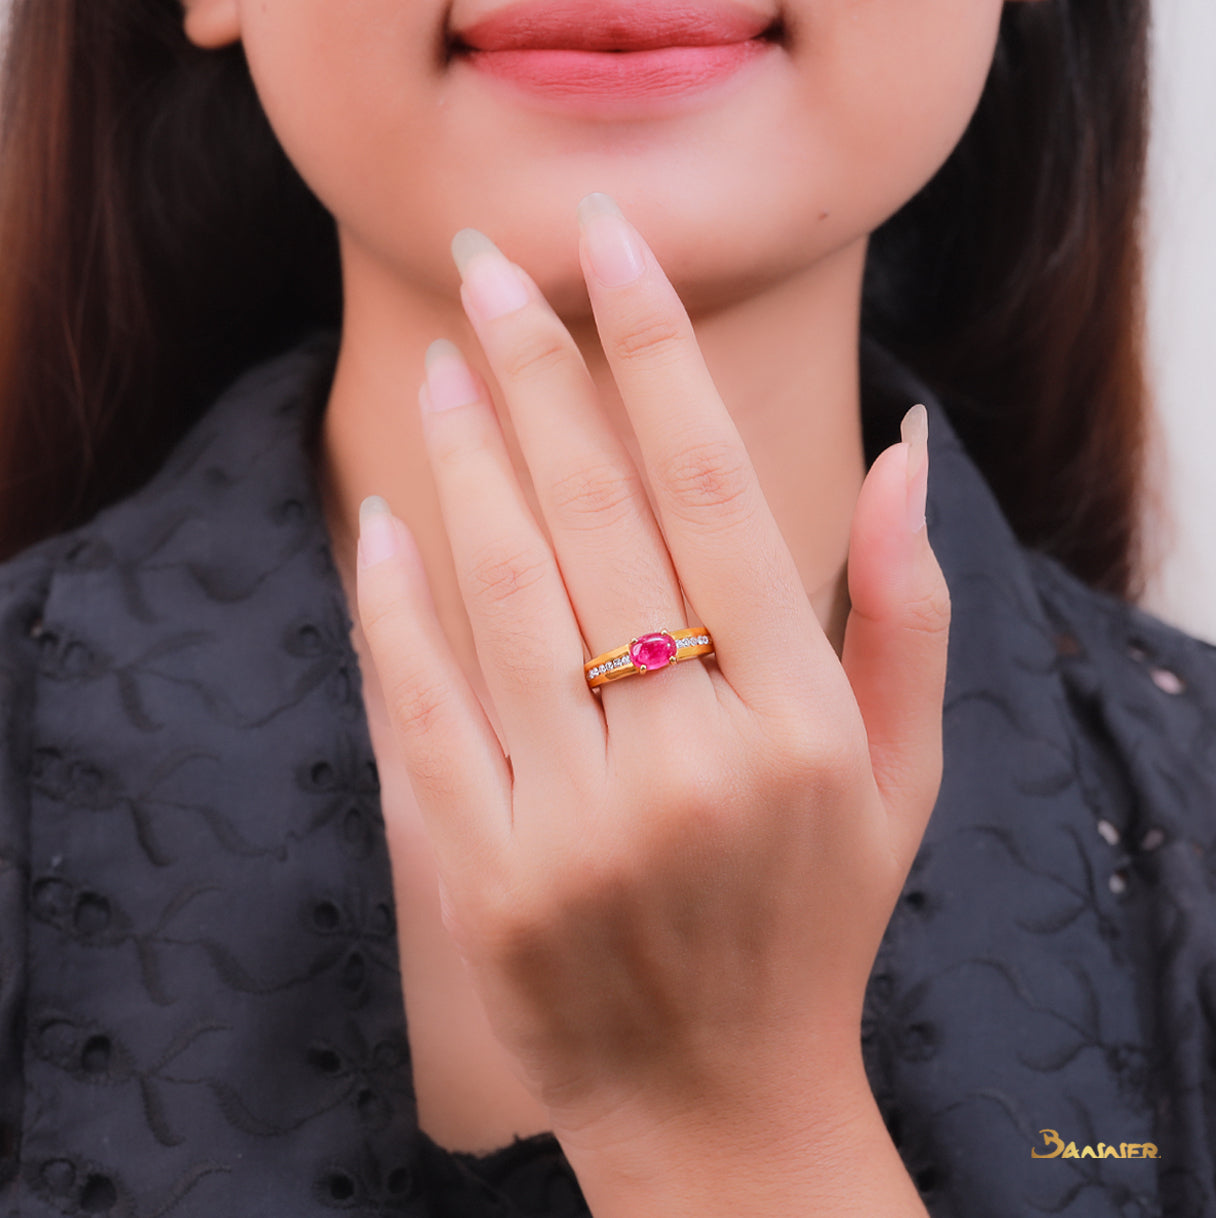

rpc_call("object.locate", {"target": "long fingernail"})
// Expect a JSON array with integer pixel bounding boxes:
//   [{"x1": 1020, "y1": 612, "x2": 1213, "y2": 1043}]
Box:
[
  {"x1": 451, "y1": 229, "x2": 530, "y2": 322},
  {"x1": 423, "y1": 339, "x2": 480, "y2": 412},
  {"x1": 901, "y1": 404, "x2": 929, "y2": 534},
  {"x1": 358, "y1": 495, "x2": 399, "y2": 568},
  {"x1": 578, "y1": 193, "x2": 646, "y2": 288}
]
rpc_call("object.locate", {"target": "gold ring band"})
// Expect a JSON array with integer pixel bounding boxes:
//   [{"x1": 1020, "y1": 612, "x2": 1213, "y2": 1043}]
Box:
[{"x1": 584, "y1": 627, "x2": 715, "y2": 689}]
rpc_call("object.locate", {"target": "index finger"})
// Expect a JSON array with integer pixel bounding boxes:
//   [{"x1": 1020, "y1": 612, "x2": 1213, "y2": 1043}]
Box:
[{"x1": 576, "y1": 193, "x2": 837, "y2": 705}]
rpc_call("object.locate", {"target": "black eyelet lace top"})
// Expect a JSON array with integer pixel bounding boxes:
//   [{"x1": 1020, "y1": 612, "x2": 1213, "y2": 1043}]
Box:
[{"x1": 1, "y1": 334, "x2": 1213, "y2": 1217}]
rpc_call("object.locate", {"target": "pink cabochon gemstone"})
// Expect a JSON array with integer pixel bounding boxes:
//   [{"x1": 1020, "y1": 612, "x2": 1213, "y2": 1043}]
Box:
[{"x1": 630, "y1": 632, "x2": 678, "y2": 673}]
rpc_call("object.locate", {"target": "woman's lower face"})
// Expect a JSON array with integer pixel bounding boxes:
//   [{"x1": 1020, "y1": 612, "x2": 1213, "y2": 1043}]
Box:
[{"x1": 185, "y1": 0, "x2": 1013, "y2": 314}]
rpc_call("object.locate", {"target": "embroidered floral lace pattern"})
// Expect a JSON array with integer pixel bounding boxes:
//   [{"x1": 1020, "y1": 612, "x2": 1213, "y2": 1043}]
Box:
[{"x1": 0, "y1": 335, "x2": 1212, "y2": 1217}]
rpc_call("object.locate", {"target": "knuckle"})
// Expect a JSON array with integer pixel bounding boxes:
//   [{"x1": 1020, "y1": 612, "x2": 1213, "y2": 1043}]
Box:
[
  {"x1": 428, "y1": 412, "x2": 495, "y2": 471},
  {"x1": 459, "y1": 879, "x2": 559, "y2": 964},
  {"x1": 657, "y1": 439, "x2": 755, "y2": 524},
  {"x1": 443, "y1": 877, "x2": 512, "y2": 957},
  {"x1": 547, "y1": 461, "x2": 644, "y2": 532},
  {"x1": 903, "y1": 576, "x2": 952, "y2": 638},
  {"x1": 357, "y1": 590, "x2": 406, "y2": 648},
  {"x1": 760, "y1": 712, "x2": 869, "y2": 793},
  {"x1": 382, "y1": 668, "x2": 452, "y2": 746},
  {"x1": 481, "y1": 624, "x2": 559, "y2": 694},
  {"x1": 803, "y1": 732, "x2": 870, "y2": 793},
  {"x1": 429, "y1": 427, "x2": 478, "y2": 471},
  {"x1": 638, "y1": 753, "x2": 730, "y2": 830},
  {"x1": 465, "y1": 540, "x2": 552, "y2": 611},
  {"x1": 608, "y1": 312, "x2": 688, "y2": 368},
  {"x1": 498, "y1": 325, "x2": 571, "y2": 385}
]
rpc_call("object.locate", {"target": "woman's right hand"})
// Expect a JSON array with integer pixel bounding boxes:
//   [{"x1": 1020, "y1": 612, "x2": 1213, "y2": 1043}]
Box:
[{"x1": 356, "y1": 196, "x2": 948, "y2": 1216}]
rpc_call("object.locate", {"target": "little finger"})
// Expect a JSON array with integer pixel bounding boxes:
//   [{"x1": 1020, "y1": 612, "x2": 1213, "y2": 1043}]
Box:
[{"x1": 356, "y1": 499, "x2": 511, "y2": 874}]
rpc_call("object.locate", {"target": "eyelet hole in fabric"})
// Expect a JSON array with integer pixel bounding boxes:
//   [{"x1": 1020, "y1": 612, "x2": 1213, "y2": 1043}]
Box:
[
  {"x1": 80, "y1": 1174, "x2": 117, "y2": 1213},
  {"x1": 327, "y1": 1171, "x2": 356, "y2": 1202},
  {"x1": 81, "y1": 1035, "x2": 112, "y2": 1076},
  {"x1": 73, "y1": 894, "x2": 112, "y2": 935},
  {"x1": 307, "y1": 1045, "x2": 343, "y2": 1075},
  {"x1": 901, "y1": 1022, "x2": 939, "y2": 1062},
  {"x1": 273, "y1": 497, "x2": 305, "y2": 525},
  {"x1": 1149, "y1": 666, "x2": 1186, "y2": 695},
  {"x1": 371, "y1": 902, "x2": 393, "y2": 936},
  {"x1": 386, "y1": 1167, "x2": 413, "y2": 1197},
  {"x1": 1140, "y1": 828, "x2": 1166, "y2": 852},
  {"x1": 40, "y1": 1159, "x2": 76, "y2": 1194}
]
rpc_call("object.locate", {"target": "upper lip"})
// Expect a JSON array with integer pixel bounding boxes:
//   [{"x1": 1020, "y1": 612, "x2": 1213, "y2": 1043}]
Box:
[{"x1": 449, "y1": 0, "x2": 779, "y2": 52}]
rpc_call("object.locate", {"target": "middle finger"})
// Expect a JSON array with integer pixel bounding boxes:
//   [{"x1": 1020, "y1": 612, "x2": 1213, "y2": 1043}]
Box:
[{"x1": 451, "y1": 230, "x2": 709, "y2": 703}]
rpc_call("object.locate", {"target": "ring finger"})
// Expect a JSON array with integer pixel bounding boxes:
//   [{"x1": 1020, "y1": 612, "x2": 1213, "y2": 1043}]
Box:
[{"x1": 417, "y1": 342, "x2": 606, "y2": 766}]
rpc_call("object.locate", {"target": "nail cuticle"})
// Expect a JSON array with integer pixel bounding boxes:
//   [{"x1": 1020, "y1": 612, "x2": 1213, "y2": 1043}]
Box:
[
  {"x1": 357, "y1": 495, "x2": 399, "y2": 568},
  {"x1": 450, "y1": 228, "x2": 530, "y2": 321},
  {"x1": 581, "y1": 213, "x2": 646, "y2": 288},
  {"x1": 422, "y1": 339, "x2": 480, "y2": 412},
  {"x1": 578, "y1": 193, "x2": 646, "y2": 288}
]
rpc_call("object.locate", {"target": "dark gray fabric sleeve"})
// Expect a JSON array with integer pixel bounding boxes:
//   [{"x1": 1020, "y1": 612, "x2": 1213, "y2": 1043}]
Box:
[{"x1": 0, "y1": 535, "x2": 67, "y2": 1200}]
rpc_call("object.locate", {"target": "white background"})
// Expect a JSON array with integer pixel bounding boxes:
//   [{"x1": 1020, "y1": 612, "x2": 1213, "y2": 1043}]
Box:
[
  {"x1": 2, "y1": 1, "x2": 1213, "y2": 640},
  {"x1": 1143, "y1": 0, "x2": 1216, "y2": 642}
]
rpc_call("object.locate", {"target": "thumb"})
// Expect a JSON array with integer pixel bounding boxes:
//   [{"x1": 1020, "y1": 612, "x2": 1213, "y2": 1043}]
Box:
[{"x1": 841, "y1": 405, "x2": 951, "y2": 866}]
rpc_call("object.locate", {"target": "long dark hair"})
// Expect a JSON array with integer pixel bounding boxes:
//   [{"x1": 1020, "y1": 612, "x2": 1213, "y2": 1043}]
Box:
[{"x1": 0, "y1": 0, "x2": 1150, "y2": 595}]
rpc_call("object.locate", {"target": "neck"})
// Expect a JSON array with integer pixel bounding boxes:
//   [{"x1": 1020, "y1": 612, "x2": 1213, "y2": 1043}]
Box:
[{"x1": 318, "y1": 232, "x2": 868, "y2": 686}]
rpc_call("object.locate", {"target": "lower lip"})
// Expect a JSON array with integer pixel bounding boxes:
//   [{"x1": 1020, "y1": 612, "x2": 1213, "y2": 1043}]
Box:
[{"x1": 460, "y1": 41, "x2": 772, "y2": 109}]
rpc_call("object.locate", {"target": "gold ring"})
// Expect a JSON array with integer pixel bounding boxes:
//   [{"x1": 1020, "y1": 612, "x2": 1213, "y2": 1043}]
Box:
[{"x1": 584, "y1": 627, "x2": 714, "y2": 689}]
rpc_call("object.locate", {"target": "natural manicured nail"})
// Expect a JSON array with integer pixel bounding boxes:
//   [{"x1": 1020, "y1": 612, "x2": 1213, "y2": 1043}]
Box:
[
  {"x1": 901, "y1": 404, "x2": 929, "y2": 534},
  {"x1": 451, "y1": 229, "x2": 530, "y2": 322},
  {"x1": 422, "y1": 339, "x2": 480, "y2": 412},
  {"x1": 578, "y1": 193, "x2": 646, "y2": 288},
  {"x1": 358, "y1": 495, "x2": 399, "y2": 569}
]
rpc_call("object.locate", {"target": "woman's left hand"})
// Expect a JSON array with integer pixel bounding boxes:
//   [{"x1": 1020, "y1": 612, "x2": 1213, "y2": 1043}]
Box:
[{"x1": 356, "y1": 194, "x2": 948, "y2": 1217}]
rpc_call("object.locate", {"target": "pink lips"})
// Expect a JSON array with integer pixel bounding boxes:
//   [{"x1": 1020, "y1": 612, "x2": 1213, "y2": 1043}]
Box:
[{"x1": 451, "y1": 0, "x2": 780, "y2": 110}]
